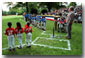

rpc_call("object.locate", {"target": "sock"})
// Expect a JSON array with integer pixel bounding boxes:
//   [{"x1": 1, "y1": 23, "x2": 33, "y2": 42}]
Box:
[
  {"x1": 26, "y1": 42, "x2": 29, "y2": 46},
  {"x1": 9, "y1": 47, "x2": 11, "y2": 50}
]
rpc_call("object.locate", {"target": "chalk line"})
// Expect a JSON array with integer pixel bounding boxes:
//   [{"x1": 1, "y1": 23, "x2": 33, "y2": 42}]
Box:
[
  {"x1": 41, "y1": 31, "x2": 66, "y2": 37},
  {"x1": 32, "y1": 37, "x2": 71, "y2": 50}
]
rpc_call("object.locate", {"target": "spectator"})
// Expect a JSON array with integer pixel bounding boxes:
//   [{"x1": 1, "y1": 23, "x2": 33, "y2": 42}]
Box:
[{"x1": 66, "y1": 6, "x2": 75, "y2": 39}]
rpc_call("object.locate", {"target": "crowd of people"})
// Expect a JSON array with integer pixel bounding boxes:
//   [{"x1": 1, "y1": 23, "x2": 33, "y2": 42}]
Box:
[{"x1": 23, "y1": 13, "x2": 46, "y2": 31}]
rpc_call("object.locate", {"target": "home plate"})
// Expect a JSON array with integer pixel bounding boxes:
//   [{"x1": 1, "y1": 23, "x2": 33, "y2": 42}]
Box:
[{"x1": 32, "y1": 37, "x2": 71, "y2": 50}]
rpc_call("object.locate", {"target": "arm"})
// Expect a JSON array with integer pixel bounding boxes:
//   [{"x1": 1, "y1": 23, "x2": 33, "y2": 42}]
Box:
[
  {"x1": 4, "y1": 29, "x2": 7, "y2": 35},
  {"x1": 66, "y1": 13, "x2": 71, "y2": 24},
  {"x1": 21, "y1": 28, "x2": 24, "y2": 33},
  {"x1": 13, "y1": 28, "x2": 16, "y2": 38}
]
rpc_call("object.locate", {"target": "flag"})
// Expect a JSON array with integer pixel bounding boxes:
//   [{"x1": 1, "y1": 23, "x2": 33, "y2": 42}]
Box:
[{"x1": 45, "y1": 16, "x2": 55, "y2": 21}]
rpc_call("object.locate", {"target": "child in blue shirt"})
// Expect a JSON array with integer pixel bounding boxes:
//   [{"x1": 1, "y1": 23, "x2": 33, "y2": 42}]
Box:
[{"x1": 41, "y1": 16, "x2": 46, "y2": 31}]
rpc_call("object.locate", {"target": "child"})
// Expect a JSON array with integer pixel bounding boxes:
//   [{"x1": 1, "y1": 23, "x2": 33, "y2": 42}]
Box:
[
  {"x1": 41, "y1": 16, "x2": 46, "y2": 31},
  {"x1": 32, "y1": 16, "x2": 36, "y2": 26},
  {"x1": 24, "y1": 22, "x2": 32, "y2": 48},
  {"x1": 15, "y1": 22, "x2": 24, "y2": 49},
  {"x1": 5, "y1": 22, "x2": 15, "y2": 51},
  {"x1": 24, "y1": 13, "x2": 29, "y2": 22},
  {"x1": 57, "y1": 13, "x2": 63, "y2": 32},
  {"x1": 36, "y1": 15, "x2": 42, "y2": 28}
]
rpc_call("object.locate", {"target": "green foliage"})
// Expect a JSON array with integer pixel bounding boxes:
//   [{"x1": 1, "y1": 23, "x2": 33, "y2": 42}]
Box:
[
  {"x1": 39, "y1": 2, "x2": 66, "y2": 11},
  {"x1": 2, "y1": 11, "x2": 8, "y2": 15},
  {"x1": 68, "y1": 2, "x2": 77, "y2": 7},
  {"x1": 28, "y1": 2, "x2": 39, "y2": 13},
  {"x1": 4, "y1": 2, "x2": 66, "y2": 15}
]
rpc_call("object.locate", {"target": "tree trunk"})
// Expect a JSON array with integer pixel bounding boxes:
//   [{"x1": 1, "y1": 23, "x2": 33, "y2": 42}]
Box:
[
  {"x1": 26, "y1": 2, "x2": 28, "y2": 14},
  {"x1": 48, "y1": 6, "x2": 51, "y2": 12}
]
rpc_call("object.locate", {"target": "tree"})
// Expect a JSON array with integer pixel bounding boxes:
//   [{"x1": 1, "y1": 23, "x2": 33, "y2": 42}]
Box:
[
  {"x1": 4, "y1": 2, "x2": 13, "y2": 7},
  {"x1": 5, "y1": 2, "x2": 66, "y2": 15},
  {"x1": 12, "y1": 2, "x2": 39, "y2": 14},
  {"x1": 14, "y1": 2, "x2": 39, "y2": 14},
  {"x1": 26, "y1": 2, "x2": 29, "y2": 14},
  {"x1": 39, "y1": 2, "x2": 66, "y2": 12},
  {"x1": 5, "y1": 2, "x2": 28, "y2": 14},
  {"x1": 2, "y1": 10, "x2": 8, "y2": 15},
  {"x1": 68, "y1": 2, "x2": 77, "y2": 7}
]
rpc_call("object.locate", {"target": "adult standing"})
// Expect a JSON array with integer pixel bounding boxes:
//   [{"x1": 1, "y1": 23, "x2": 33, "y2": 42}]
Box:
[{"x1": 66, "y1": 6, "x2": 75, "y2": 39}]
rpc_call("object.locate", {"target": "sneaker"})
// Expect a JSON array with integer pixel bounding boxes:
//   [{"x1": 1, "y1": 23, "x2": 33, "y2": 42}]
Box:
[
  {"x1": 43, "y1": 29, "x2": 46, "y2": 31},
  {"x1": 17, "y1": 46, "x2": 22, "y2": 49},
  {"x1": 13, "y1": 48, "x2": 15, "y2": 51},
  {"x1": 26, "y1": 45, "x2": 31, "y2": 48},
  {"x1": 65, "y1": 36, "x2": 71, "y2": 39},
  {"x1": 8, "y1": 49, "x2": 12, "y2": 52},
  {"x1": 42, "y1": 28, "x2": 46, "y2": 31}
]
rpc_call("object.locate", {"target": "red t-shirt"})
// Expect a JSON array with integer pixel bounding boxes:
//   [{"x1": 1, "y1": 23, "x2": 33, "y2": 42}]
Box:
[
  {"x1": 24, "y1": 25, "x2": 32, "y2": 34},
  {"x1": 59, "y1": 20, "x2": 63, "y2": 24},
  {"x1": 64, "y1": 19, "x2": 66, "y2": 23},
  {"x1": 5, "y1": 27, "x2": 15, "y2": 36},
  {"x1": 25, "y1": 24, "x2": 27, "y2": 28},
  {"x1": 15, "y1": 27, "x2": 24, "y2": 34}
]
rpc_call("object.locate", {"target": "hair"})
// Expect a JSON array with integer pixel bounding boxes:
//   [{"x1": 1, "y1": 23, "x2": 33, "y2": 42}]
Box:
[
  {"x1": 42, "y1": 16, "x2": 45, "y2": 18},
  {"x1": 7, "y1": 22, "x2": 12, "y2": 28},
  {"x1": 59, "y1": 13, "x2": 62, "y2": 16},
  {"x1": 27, "y1": 22, "x2": 30, "y2": 27},
  {"x1": 16, "y1": 22, "x2": 21, "y2": 31},
  {"x1": 69, "y1": 6, "x2": 74, "y2": 11}
]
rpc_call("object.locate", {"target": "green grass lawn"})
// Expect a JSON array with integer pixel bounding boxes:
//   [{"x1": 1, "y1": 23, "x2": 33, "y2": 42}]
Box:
[{"x1": 2, "y1": 15, "x2": 82, "y2": 55}]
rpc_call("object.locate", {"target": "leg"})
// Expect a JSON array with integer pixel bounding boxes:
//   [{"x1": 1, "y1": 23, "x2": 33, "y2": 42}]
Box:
[
  {"x1": 42, "y1": 22, "x2": 44, "y2": 29},
  {"x1": 38, "y1": 21, "x2": 39, "y2": 28},
  {"x1": 57, "y1": 24, "x2": 59, "y2": 32},
  {"x1": 11, "y1": 35, "x2": 15, "y2": 51},
  {"x1": 11, "y1": 35, "x2": 15, "y2": 49},
  {"x1": 25, "y1": 17, "x2": 28, "y2": 22},
  {"x1": 7, "y1": 36, "x2": 12, "y2": 51},
  {"x1": 69, "y1": 24, "x2": 72, "y2": 39},
  {"x1": 67, "y1": 24, "x2": 71, "y2": 39},
  {"x1": 60, "y1": 24, "x2": 62, "y2": 32},
  {"x1": 37, "y1": 21, "x2": 39, "y2": 28},
  {"x1": 20, "y1": 35, "x2": 22, "y2": 48},
  {"x1": 17, "y1": 34, "x2": 22, "y2": 48},
  {"x1": 39, "y1": 21, "x2": 41, "y2": 29},
  {"x1": 34, "y1": 20, "x2": 36, "y2": 26},
  {"x1": 28, "y1": 32, "x2": 32, "y2": 46},
  {"x1": 41, "y1": 22, "x2": 43, "y2": 29},
  {"x1": 43, "y1": 21, "x2": 46, "y2": 30},
  {"x1": 25, "y1": 34, "x2": 29, "y2": 46},
  {"x1": 59, "y1": 24, "x2": 61, "y2": 32}
]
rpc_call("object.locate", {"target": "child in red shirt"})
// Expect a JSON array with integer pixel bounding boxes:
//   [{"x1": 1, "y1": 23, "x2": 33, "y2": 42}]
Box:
[
  {"x1": 15, "y1": 22, "x2": 24, "y2": 49},
  {"x1": 24, "y1": 22, "x2": 32, "y2": 48},
  {"x1": 5, "y1": 22, "x2": 15, "y2": 51}
]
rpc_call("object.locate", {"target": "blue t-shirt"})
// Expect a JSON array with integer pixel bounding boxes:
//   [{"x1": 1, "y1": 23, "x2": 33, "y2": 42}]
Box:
[
  {"x1": 62, "y1": 17, "x2": 65, "y2": 23},
  {"x1": 28, "y1": 14, "x2": 31, "y2": 19},
  {"x1": 31, "y1": 17, "x2": 36, "y2": 20},
  {"x1": 41, "y1": 18, "x2": 46, "y2": 22},
  {"x1": 36, "y1": 16, "x2": 42, "y2": 21},
  {"x1": 24, "y1": 14, "x2": 31, "y2": 20},
  {"x1": 25, "y1": 14, "x2": 29, "y2": 18}
]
